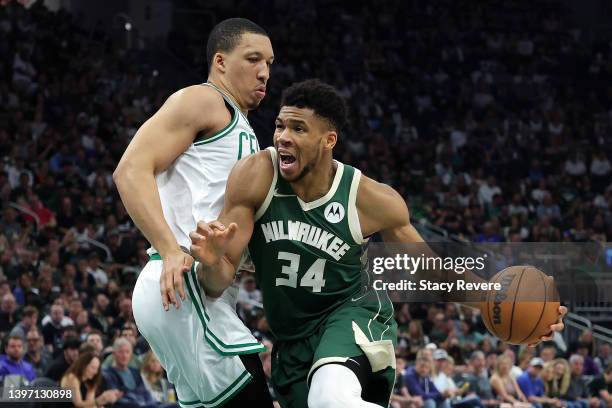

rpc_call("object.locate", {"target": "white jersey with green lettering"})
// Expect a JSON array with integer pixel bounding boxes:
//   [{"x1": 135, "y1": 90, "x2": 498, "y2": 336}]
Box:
[
  {"x1": 152, "y1": 82, "x2": 259, "y2": 253},
  {"x1": 134, "y1": 83, "x2": 264, "y2": 407}
]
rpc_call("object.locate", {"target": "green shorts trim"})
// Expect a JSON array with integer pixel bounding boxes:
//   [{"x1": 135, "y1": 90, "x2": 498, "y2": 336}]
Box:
[
  {"x1": 178, "y1": 369, "x2": 252, "y2": 408},
  {"x1": 149, "y1": 253, "x2": 265, "y2": 356}
]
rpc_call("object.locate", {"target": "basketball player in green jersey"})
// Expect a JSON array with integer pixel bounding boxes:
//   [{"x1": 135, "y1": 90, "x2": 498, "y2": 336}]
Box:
[{"x1": 189, "y1": 80, "x2": 567, "y2": 408}]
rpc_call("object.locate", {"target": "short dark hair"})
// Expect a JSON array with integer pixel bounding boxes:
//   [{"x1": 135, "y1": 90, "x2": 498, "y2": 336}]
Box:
[
  {"x1": 280, "y1": 79, "x2": 348, "y2": 133},
  {"x1": 206, "y1": 18, "x2": 268, "y2": 70}
]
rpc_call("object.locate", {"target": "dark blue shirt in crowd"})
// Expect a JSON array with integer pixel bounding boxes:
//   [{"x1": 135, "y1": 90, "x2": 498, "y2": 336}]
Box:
[
  {"x1": 403, "y1": 366, "x2": 444, "y2": 401},
  {"x1": 103, "y1": 366, "x2": 156, "y2": 407},
  {"x1": 517, "y1": 371, "x2": 545, "y2": 398},
  {"x1": 0, "y1": 355, "x2": 36, "y2": 383}
]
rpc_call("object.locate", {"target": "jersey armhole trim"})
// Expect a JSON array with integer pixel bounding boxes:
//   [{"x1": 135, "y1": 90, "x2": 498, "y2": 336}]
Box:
[
  {"x1": 348, "y1": 168, "x2": 365, "y2": 244},
  {"x1": 254, "y1": 147, "x2": 278, "y2": 221},
  {"x1": 193, "y1": 101, "x2": 239, "y2": 146}
]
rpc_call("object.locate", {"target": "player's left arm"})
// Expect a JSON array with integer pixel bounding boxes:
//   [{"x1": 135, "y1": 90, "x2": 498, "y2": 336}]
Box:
[
  {"x1": 190, "y1": 151, "x2": 273, "y2": 297},
  {"x1": 356, "y1": 175, "x2": 566, "y2": 341}
]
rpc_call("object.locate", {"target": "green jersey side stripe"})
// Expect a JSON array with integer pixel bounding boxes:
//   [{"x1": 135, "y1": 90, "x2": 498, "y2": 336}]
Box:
[{"x1": 193, "y1": 108, "x2": 239, "y2": 146}]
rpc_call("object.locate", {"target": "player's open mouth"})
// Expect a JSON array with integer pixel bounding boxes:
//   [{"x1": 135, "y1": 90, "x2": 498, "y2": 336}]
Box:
[{"x1": 279, "y1": 152, "x2": 297, "y2": 172}]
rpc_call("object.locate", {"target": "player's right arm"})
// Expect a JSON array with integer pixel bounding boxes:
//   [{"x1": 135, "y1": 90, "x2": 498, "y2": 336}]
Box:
[
  {"x1": 189, "y1": 150, "x2": 273, "y2": 297},
  {"x1": 113, "y1": 86, "x2": 230, "y2": 310}
]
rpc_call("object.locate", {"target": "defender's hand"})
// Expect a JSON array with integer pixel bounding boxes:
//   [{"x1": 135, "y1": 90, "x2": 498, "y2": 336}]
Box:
[
  {"x1": 528, "y1": 305, "x2": 568, "y2": 347},
  {"x1": 189, "y1": 220, "x2": 238, "y2": 267},
  {"x1": 160, "y1": 250, "x2": 194, "y2": 311}
]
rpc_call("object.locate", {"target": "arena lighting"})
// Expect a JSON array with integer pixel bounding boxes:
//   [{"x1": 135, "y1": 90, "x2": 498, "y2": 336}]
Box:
[{"x1": 124, "y1": 22, "x2": 132, "y2": 31}]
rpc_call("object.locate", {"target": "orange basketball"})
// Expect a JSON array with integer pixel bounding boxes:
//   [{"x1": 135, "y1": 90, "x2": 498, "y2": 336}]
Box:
[{"x1": 481, "y1": 266, "x2": 560, "y2": 345}]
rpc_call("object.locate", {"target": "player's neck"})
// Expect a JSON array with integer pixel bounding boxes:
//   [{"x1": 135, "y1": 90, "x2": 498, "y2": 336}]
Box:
[
  {"x1": 289, "y1": 160, "x2": 336, "y2": 203},
  {"x1": 206, "y1": 78, "x2": 248, "y2": 116}
]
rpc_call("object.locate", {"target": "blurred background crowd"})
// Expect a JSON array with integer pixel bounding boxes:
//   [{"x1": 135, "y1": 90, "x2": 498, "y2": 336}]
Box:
[{"x1": 0, "y1": 0, "x2": 611, "y2": 406}]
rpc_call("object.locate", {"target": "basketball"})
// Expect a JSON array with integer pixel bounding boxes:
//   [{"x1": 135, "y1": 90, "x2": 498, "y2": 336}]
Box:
[{"x1": 481, "y1": 266, "x2": 560, "y2": 345}]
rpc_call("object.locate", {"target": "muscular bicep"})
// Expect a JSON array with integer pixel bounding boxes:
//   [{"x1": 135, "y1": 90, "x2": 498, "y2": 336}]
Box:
[
  {"x1": 116, "y1": 86, "x2": 226, "y2": 175},
  {"x1": 357, "y1": 176, "x2": 423, "y2": 243},
  {"x1": 215, "y1": 151, "x2": 273, "y2": 269},
  {"x1": 380, "y1": 222, "x2": 425, "y2": 243}
]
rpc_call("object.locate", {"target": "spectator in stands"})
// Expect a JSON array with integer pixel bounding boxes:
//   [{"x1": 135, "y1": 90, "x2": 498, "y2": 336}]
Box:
[
  {"x1": 407, "y1": 321, "x2": 430, "y2": 359},
  {"x1": 42, "y1": 303, "x2": 71, "y2": 352},
  {"x1": 404, "y1": 356, "x2": 450, "y2": 408},
  {"x1": 0, "y1": 293, "x2": 17, "y2": 334},
  {"x1": 502, "y1": 349, "x2": 523, "y2": 380},
  {"x1": 140, "y1": 350, "x2": 173, "y2": 405},
  {"x1": 589, "y1": 365, "x2": 612, "y2": 407},
  {"x1": 103, "y1": 324, "x2": 142, "y2": 369},
  {"x1": 485, "y1": 351, "x2": 498, "y2": 377},
  {"x1": 541, "y1": 360, "x2": 570, "y2": 407},
  {"x1": 392, "y1": 356, "x2": 423, "y2": 408},
  {"x1": 45, "y1": 337, "x2": 80, "y2": 382},
  {"x1": 478, "y1": 177, "x2": 502, "y2": 207},
  {"x1": 237, "y1": 275, "x2": 262, "y2": 315},
  {"x1": 24, "y1": 327, "x2": 51, "y2": 378},
  {"x1": 595, "y1": 343, "x2": 611, "y2": 372},
  {"x1": 536, "y1": 194, "x2": 561, "y2": 222},
  {"x1": 576, "y1": 343, "x2": 600, "y2": 376},
  {"x1": 540, "y1": 345, "x2": 558, "y2": 363},
  {"x1": 60, "y1": 351, "x2": 123, "y2": 407},
  {"x1": 103, "y1": 337, "x2": 156, "y2": 407},
  {"x1": 68, "y1": 299, "x2": 84, "y2": 324},
  {"x1": 84, "y1": 330, "x2": 104, "y2": 357},
  {"x1": 12, "y1": 272, "x2": 34, "y2": 306},
  {"x1": 88, "y1": 252, "x2": 108, "y2": 288},
  {"x1": 517, "y1": 349, "x2": 534, "y2": 373},
  {"x1": 464, "y1": 351, "x2": 501, "y2": 407},
  {"x1": 110, "y1": 298, "x2": 134, "y2": 334},
  {"x1": 9, "y1": 305, "x2": 38, "y2": 340},
  {"x1": 0, "y1": 335, "x2": 36, "y2": 384},
  {"x1": 516, "y1": 357, "x2": 560, "y2": 408},
  {"x1": 88, "y1": 293, "x2": 111, "y2": 334},
  {"x1": 567, "y1": 354, "x2": 600, "y2": 408},
  {"x1": 490, "y1": 355, "x2": 530, "y2": 408},
  {"x1": 434, "y1": 351, "x2": 481, "y2": 408}
]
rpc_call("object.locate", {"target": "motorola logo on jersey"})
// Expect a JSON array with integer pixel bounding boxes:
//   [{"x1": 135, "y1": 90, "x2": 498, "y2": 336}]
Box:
[{"x1": 324, "y1": 202, "x2": 345, "y2": 223}]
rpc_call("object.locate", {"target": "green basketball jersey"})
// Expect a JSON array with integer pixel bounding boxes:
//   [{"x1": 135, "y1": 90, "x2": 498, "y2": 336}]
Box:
[{"x1": 248, "y1": 148, "x2": 368, "y2": 341}]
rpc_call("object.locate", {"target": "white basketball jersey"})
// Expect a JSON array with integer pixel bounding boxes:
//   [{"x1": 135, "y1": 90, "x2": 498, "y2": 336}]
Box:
[{"x1": 153, "y1": 82, "x2": 260, "y2": 253}]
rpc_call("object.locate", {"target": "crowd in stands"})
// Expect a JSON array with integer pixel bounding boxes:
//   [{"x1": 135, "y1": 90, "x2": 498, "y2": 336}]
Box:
[{"x1": 1, "y1": 0, "x2": 611, "y2": 406}]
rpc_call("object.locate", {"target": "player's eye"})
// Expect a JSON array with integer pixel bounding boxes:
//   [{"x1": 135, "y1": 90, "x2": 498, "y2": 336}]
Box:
[
  {"x1": 275, "y1": 123, "x2": 284, "y2": 130},
  {"x1": 295, "y1": 126, "x2": 305, "y2": 133},
  {"x1": 248, "y1": 57, "x2": 259, "y2": 63}
]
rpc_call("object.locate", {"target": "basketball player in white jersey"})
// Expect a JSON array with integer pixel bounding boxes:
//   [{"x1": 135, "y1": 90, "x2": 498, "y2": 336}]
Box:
[{"x1": 113, "y1": 18, "x2": 274, "y2": 407}]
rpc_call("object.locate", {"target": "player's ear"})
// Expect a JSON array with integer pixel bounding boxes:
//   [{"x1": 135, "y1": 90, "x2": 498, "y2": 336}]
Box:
[
  {"x1": 324, "y1": 131, "x2": 337, "y2": 150},
  {"x1": 213, "y1": 53, "x2": 226, "y2": 73}
]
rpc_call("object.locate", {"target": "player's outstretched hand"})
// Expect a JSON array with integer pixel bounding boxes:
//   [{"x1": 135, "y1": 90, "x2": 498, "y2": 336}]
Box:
[
  {"x1": 528, "y1": 305, "x2": 568, "y2": 347},
  {"x1": 189, "y1": 220, "x2": 238, "y2": 268},
  {"x1": 160, "y1": 250, "x2": 194, "y2": 311}
]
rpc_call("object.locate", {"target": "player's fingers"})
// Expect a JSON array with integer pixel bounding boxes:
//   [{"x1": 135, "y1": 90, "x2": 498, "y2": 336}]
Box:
[
  {"x1": 174, "y1": 269, "x2": 185, "y2": 304},
  {"x1": 166, "y1": 266, "x2": 178, "y2": 309},
  {"x1": 176, "y1": 256, "x2": 192, "y2": 301},
  {"x1": 527, "y1": 341, "x2": 540, "y2": 348},
  {"x1": 558, "y1": 305, "x2": 568, "y2": 317},
  {"x1": 550, "y1": 321, "x2": 564, "y2": 332},
  {"x1": 160, "y1": 270, "x2": 169, "y2": 311},
  {"x1": 225, "y1": 222, "x2": 238, "y2": 240},
  {"x1": 189, "y1": 231, "x2": 206, "y2": 243},
  {"x1": 196, "y1": 220, "x2": 214, "y2": 235},
  {"x1": 209, "y1": 220, "x2": 226, "y2": 231},
  {"x1": 538, "y1": 330, "x2": 554, "y2": 343},
  {"x1": 190, "y1": 244, "x2": 204, "y2": 257}
]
